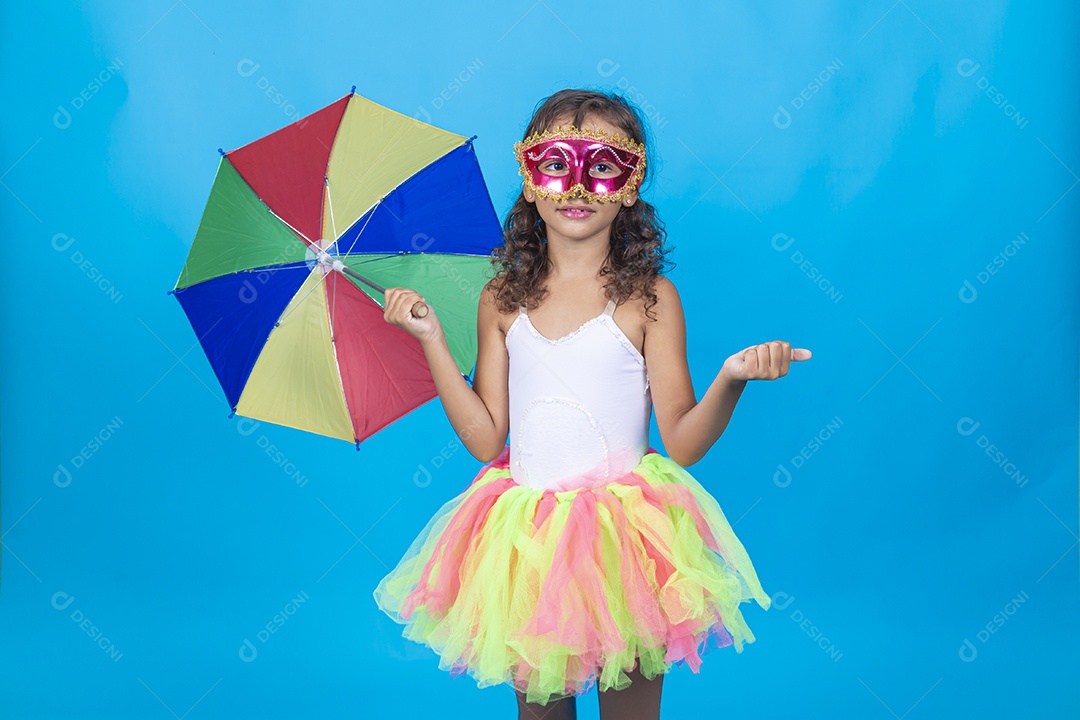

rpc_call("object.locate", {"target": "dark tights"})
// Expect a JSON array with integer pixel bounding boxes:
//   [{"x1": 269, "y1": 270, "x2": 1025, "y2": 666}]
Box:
[{"x1": 515, "y1": 664, "x2": 664, "y2": 720}]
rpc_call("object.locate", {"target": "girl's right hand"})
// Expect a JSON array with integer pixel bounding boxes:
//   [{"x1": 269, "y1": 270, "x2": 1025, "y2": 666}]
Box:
[{"x1": 383, "y1": 287, "x2": 443, "y2": 345}]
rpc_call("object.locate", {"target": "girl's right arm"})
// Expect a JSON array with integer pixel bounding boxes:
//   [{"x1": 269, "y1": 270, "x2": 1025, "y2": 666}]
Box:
[{"x1": 383, "y1": 282, "x2": 509, "y2": 463}]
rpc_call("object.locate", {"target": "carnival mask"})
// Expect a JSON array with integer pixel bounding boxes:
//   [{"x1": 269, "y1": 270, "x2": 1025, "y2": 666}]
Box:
[{"x1": 514, "y1": 127, "x2": 646, "y2": 204}]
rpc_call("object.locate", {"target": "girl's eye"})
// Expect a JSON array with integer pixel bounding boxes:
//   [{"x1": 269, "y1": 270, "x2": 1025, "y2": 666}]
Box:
[
  {"x1": 589, "y1": 162, "x2": 622, "y2": 178},
  {"x1": 539, "y1": 159, "x2": 568, "y2": 175}
]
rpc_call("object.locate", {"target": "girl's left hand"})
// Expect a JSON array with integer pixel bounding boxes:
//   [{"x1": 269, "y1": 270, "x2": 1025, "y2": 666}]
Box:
[{"x1": 722, "y1": 341, "x2": 812, "y2": 382}]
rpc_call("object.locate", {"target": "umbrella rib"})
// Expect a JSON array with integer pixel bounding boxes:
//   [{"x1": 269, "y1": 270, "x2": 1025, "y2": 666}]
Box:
[
  {"x1": 332, "y1": 187, "x2": 381, "y2": 255},
  {"x1": 326, "y1": 180, "x2": 340, "y2": 240},
  {"x1": 329, "y1": 252, "x2": 339, "y2": 351},
  {"x1": 275, "y1": 266, "x2": 332, "y2": 327},
  {"x1": 341, "y1": 253, "x2": 408, "y2": 266},
  {"x1": 326, "y1": 272, "x2": 359, "y2": 443},
  {"x1": 268, "y1": 206, "x2": 315, "y2": 248},
  {"x1": 346, "y1": 251, "x2": 489, "y2": 261}
]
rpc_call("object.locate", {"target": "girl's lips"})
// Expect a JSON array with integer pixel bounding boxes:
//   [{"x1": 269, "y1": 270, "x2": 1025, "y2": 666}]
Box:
[{"x1": 558, "y1": 207, "x2": 594, "y2": 219}]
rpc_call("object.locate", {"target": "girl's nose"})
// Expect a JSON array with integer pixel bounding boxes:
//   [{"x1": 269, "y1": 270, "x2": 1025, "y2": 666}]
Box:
[{"x1": 570, "y1": 165, "x2": 587, "y2": 186}]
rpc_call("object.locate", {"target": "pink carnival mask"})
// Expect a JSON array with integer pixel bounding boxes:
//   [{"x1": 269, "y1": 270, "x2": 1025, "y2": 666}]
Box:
[{"x1": 514, "y1": 127, "x2": 646, "y2": 204}]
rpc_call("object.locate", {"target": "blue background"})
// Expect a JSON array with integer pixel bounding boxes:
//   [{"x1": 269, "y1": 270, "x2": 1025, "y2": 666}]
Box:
[{"x1": 2, "y1": 1, "x2": 1077, "y2": 718}]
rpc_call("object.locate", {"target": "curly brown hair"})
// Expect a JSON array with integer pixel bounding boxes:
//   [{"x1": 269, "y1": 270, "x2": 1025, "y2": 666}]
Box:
[{"x1": 488, "y1": 89, "x2": 675, "y2": 321}]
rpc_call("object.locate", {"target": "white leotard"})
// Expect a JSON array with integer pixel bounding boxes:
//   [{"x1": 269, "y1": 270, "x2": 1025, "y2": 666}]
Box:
[{"x1": 504, "y1": 297, "x2": 652, "y2": 490}]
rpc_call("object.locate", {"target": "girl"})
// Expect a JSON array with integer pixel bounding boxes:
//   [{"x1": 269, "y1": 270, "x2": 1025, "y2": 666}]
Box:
[{"x1": 375, "y1": 89, "x2": 811, "y2": 720}]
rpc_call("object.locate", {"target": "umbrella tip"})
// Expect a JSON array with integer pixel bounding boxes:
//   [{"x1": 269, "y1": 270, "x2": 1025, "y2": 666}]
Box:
[
  {"x1": 355, "y1": 439, "x2": 361, "y2": 450},
  {"x1": 217, "y1": 147, "x2": 226, "y2": 157},
  {"x1": 228, "y1": 409, "x2": 236, "y2": 419},
  {"x1": 467, "y1": 135, "x2": 478, "y2": 144},
  {"x1": 350, "y1": 85, "x2": 356, "y2": 96}
]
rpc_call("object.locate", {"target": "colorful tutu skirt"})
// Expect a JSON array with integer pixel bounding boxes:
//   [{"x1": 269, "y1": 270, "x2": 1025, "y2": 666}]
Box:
[{"x1": 372, "y1": 445, "x2": 771, "y2": 705}]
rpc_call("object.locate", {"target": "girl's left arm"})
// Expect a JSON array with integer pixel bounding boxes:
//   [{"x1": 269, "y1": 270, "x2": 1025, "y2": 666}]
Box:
[{"x1": 644, "y1": 277, "x2": 811, "y2": 467}]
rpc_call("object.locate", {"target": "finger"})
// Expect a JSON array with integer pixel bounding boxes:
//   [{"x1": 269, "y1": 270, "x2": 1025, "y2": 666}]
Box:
[
  {"x1": 760, "y1": 343, "x2": 777, "y2": 379},
  {"x1": 748, "y1": 344, "x2": 758, "y2": 379},
  {"x1": 768, "y1": 341, "x2": 783, "y2": 378},
  {"x1": 391, "y1": 289, "x2": 416, "y2": 320},
  {"x1": 392, "y1": 290, "x2": 414, "y2": 324},
  {"x1": 390, "y1": 290, "x2": 407, "y2": 322},
  {"x1": 754, "y1": 343, "x2": 769, "y2": 379},
  {"x1": 793, "y1": 348, "x2": 812, "y2": 361},
  {"x1": 405, "y1": 292, "x2": 428, "y2": 320},
  {"x1": 779, "y1": 341, "x2": 791, "y2": 377},
  {"x1": 383, "y1": 288, "x2": 396, "y2": 321}
]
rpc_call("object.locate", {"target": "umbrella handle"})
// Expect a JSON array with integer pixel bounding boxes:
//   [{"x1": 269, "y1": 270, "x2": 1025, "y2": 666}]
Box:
[{"x1": 334, "y1": 263, "x2": 429, "y2": 319}]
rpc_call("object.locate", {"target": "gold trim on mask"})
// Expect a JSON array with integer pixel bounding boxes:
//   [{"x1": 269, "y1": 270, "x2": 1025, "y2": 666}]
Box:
[{"x1": 513, "y1": 125, "x2": 647, "y2": 204}]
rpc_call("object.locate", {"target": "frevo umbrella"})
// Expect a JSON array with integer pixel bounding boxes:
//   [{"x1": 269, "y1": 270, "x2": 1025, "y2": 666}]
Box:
[{"x1": 169, "y1": 88, "x2": 502, "y2": 447}]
